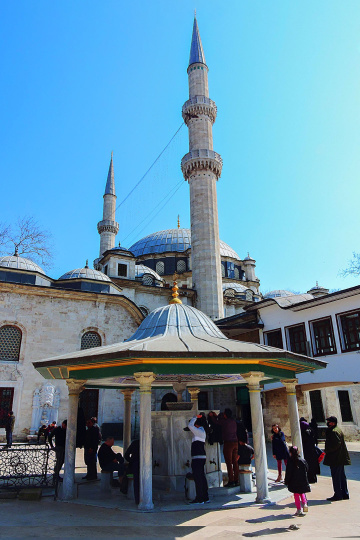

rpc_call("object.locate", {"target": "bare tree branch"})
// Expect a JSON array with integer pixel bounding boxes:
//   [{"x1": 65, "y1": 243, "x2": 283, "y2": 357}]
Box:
[
  {"x1": 0, "y1": 217, "x2": 53, "y2": 269},
  {"x1": 341, "y1": 252, "x2": 360, "y2": 278}
]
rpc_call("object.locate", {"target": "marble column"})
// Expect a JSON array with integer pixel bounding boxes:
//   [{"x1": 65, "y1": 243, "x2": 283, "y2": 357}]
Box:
[
  {"x1": 134, "y1": 372, "x2": 156, "y2": 511},
  {"x1": 188, "y1": 387, "x2": 200, "y2": 411},
  {"x1": 62, "y1": 379, "x2": 87, "y2": 501},
  {"x1": 121, "y1": 388, "x2": 135, "y2": 455},
  {"x1": 281, "y1": 379, "x2": 303, "y2": 456},
  {"x1": 242, "y1": 372, "x2": 271, "y2": 503}
]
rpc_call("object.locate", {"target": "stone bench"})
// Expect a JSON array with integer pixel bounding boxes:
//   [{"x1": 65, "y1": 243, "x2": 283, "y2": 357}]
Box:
[
  {"x1": 100, "y1": 470, "x2": 113, "y2": 493},
  {"x1": 239, "y1": 464, "x2": 254, "y2": 493}
]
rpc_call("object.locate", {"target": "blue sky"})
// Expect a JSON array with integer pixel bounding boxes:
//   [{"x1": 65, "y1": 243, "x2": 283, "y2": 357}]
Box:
[{"x1": 1, "y1": 1, "x2": 360, "y2": 293}]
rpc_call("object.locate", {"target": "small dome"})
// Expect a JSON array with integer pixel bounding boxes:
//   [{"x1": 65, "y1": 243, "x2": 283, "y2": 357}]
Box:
[
  {"x1": 0, "y1": 255, "x2": 45, "y2": 275},
  {"x1": 135, "y1": 264, "x2": 163, "y2": 281},
  {"x1": 107, "y1": 246, "x2": 134, "y2": 256},
  {"x1": 129, "y1": 228, "x2": 240, "y2": 260},
  {"x1": 127, "y1": 303, "x2": 227, "y2": 342},
  {"x1": 59, "y1": 267, "x2": 111, "y2": 282},
  {"x1": 263, "y1": 290, "x2": 296, "y2": 299},
  {"x1": 222, "y1": 282, "x2": 248, "y2": 293}
]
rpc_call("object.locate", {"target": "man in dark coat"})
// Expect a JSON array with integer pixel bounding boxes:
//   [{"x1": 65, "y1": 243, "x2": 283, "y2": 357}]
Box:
[
  {"x1": 49, "y1": 420, "x2": 67, "y2": 481},
  {"x1": 83, "y1": 418, "x2": 101, "y2": 480},
  {"x1": 98, "y1": 436, "x2": 125, "y2": 483},
  {"x1": 324, "y1": 416, "x2": 351, "y2": 501},
  {"x1": 300, "y1": 419, "x2": 320, "y2": 483},
  {"x1": 5, "y1": 411, "x2": 15, "y2": 448}
]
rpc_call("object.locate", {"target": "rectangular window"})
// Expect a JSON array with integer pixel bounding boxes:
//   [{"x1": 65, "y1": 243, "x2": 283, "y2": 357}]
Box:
[
  {"x1": 198, "y1": 391, "x2": 209, "y2": 410},
  {"x1": 309, "y1": 389, "x2": 325, "y2": 423},
  {"x1": 118, "y1": 263, "x2": 127, "y2": 277},
  {"x1": 286, "y1": 324, "x2": 307, "y2": 355},
  {"x1": 310, "y1": 317, "x2": 336, "y2": 356},
  {"x1": 0, "y1": 387, "x2": 14, "y2": 428},
  {"x1": 338, "y1": 311, "x2": 360, "y2": 352},
  {"x1": 338, "y1": 390, "x2": 353, "y2": 422},
  {"x1": 264, "y1": 329, "x2": 283, "y2": 349}
]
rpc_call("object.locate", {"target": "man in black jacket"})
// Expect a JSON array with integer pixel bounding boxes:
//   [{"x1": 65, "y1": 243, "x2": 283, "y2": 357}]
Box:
[
  {"x1": 324, "y1": 416, "x2": 351, "y2": 501},
  {"x1": 49, "y1": 420, "x2": 67, "y2": 481},
  {"x1": 83, "y1": 418, "x2": 101, "y2": 480},
  {"x1": 98, "y1": 436, "x2": 125, "y2": 483}
]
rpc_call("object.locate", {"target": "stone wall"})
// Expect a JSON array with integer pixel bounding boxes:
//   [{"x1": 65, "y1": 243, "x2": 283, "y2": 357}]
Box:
[{"x1": 0, "y1": 283, "x2": 140, "y2": 441}]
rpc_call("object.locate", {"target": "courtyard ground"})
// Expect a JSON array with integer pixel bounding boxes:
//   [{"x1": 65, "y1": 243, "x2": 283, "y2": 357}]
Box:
[{"x1": 0, "y1": 442, "x2": 359, "y2": 539}]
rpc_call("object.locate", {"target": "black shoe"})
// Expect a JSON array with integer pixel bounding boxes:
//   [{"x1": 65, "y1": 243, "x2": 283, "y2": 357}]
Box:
[
  {"x1": 224, "y1": 482, "x2": 235, "y2": 488},
  {"x1": 189, "y1": 499, "x2": 204, "y2": 505},
  {"x1": 203, "y1": 498, "x2": 210, "y2": 503},
  {"x1": 82, "y1": 475, "x2": 89, "y2": 479},
  {"x1": 327, "y1": 495, "x2": 342, "y2": 501},
  {"x1": 342, "y1": 494, "x2": 350, "y2": 500}
]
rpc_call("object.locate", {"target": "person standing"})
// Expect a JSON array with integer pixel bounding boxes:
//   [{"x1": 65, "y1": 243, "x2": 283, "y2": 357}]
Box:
[
  {"x1": 5, "y1": 411, "x2": 15, "y2": 448},
  {"x1": 284, "y1": 445, "x2": 311, "y2": 517},
  {"x1": 210, "y1": 409, "x2": 239, "y2": 487},
  {"x1": 271, "y1": 424, "x2": 289, "y2": 482},
  {"x1": 299, "y1": 418, "x2": 320, "y2": 483},
  {"x1": 49, "y1": 420, "x2": 67, "y2": 481},
  {"x1": 324, "y1": 416, "x2": 351, "y2": 501},
  {"x1": 83, "y1": 418, "x2": 101, "y2": 480},
  {"x1": 187, "y1": 415, "x2": 209, "y2": 504}
]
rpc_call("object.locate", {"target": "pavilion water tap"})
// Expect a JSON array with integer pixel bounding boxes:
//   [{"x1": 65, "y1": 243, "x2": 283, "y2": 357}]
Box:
[
  {"x1": 153, "y1": 460, "x2": 160, "y2": 469},
  {"x1": 209, "y1": 459, "x2": 216, "y2": 466},
  {"x1": 185, "y1": 460, "x2": 190, "y2": 467}
]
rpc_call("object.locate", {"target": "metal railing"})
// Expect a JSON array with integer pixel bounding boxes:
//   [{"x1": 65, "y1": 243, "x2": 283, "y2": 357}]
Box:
[
  {"x1": 0, "y1": 444, "x2": 56, "y2": 490},
  {"x1": 181, "y1": 149, "x2": 223, "y2": 167}
]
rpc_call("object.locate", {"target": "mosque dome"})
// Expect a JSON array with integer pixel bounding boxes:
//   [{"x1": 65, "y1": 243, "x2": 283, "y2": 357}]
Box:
[
  {"x1": 135, "y1": 264, "x2": 163, "y2": 281},
  {"x1": 0, "y1": 255, "x2": 45, "y2": 275},
  {"x1": 129, "y1": 228, "x2": 240, "y2": 260},
  {"x1": 263, "y1": 290, "x2": 297, "y2": 299},
  {"x1": 127, "y1": 302, "x2": 227, "y2": 342},
  {"x1": 59, "y1": 267, "x2": 111, "y2": 282}
]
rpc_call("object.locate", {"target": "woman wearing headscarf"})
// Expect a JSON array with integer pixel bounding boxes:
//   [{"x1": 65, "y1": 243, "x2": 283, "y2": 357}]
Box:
[{"x1": 299, "y1": 418, "x2": 320, "y2": 484}]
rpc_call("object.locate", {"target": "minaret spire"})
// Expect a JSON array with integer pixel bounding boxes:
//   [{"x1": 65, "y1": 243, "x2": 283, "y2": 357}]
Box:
[
  {"x1": 97, "y1": 153, "x2": 119, "y2": 257},
  {"x1": 181, "y1": 17, "x2": 224, "y2": 320}
]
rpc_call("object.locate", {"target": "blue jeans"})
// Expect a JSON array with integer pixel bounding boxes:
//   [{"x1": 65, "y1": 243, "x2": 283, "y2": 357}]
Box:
[
  {"x1": 5, "y1": 431, "x2": 12, "y2": 447},
  {"x1": 330, "y1": 465, "x2": 349, "y2": 499}
]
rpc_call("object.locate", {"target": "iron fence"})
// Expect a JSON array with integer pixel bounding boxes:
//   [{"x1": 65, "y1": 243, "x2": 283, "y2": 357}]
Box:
[{"x1": 0, "y1": 444, "x2": 56, "y2": 490}]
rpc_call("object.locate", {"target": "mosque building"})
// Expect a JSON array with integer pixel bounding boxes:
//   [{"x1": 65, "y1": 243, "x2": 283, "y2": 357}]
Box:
[{"x1": 0, "y1": 17, "x2": 359, "y2": 443}]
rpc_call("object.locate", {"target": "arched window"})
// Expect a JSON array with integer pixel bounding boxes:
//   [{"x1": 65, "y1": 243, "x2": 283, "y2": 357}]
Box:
[
  {"x1": 0, "y1": 325, "x2": 22, "y2": 362},
  {"x1": 142, "y1": 275, "x2": 154, "y2": 286},
  {"x1": 234, "y1": 268, "x2": 240, "y2": 280},
  {"x1": 139, "y1": 306, "x2": 149, "y2": 317},
  {"x1": 156, "y1": 262, "x2": 165, "y2": 276},
  {"x1": 81, "y1": 331, "x2": 101, "y2": 350},
  {"x1": 176, "y1": 260, "x2": 186, "y2": 273}
]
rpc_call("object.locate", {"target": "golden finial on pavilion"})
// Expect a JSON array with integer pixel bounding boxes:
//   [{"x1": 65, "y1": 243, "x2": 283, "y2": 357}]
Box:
[
  {"x1": 177, "y1": 215, "x2": 180, "y2": 229},
  {"x1": 169, "y1": 272, "x2": 182, "y2": 304}
]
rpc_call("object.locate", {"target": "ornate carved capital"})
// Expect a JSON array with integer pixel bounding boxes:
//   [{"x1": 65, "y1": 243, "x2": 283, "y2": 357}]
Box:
[
  {"x1": 241, "y1": 371, "x2": 265, "y2": 392},
  {"x1": 66, "y1": 379, "x2": 87, "y2": 395},
  {"x1": 134, "y1": 372, "x2": 156, "y2": 394},
  {"x1": 121, "y1": 388, "x2": 136, "y2": 401},
  {"x1": 188, "y1": 387, "x2": 200, "y2": 401},
  {"x1": 280, "y1": 378, "x2": 298, "y2": 395}
]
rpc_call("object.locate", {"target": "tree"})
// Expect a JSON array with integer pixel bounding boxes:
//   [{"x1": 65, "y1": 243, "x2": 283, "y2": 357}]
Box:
[
  {"x1": 0, "y1": 217, "x2": 53, "y2": 269},
  {"x1": 342, "y1": 252, "x2": 360, "y2": 278}
]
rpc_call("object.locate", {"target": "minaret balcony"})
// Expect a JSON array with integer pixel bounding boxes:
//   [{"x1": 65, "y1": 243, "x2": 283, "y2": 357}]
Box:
[
  {"x1": 181, "y1": 149, "x2": 223, "y2": 180},
  {"x1": 182, "y1": 96, "x2": 217, "y2": 124},
  {"x1": 97, "y1": 219, "x2": 119, "y2": 235}
]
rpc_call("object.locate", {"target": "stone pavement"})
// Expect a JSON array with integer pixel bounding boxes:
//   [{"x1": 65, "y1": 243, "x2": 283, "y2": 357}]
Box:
[{"x1": 0, "y1": 442, "x2": 359, "y2": 539}]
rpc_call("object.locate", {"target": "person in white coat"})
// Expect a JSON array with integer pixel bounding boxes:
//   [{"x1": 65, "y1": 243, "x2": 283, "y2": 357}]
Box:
[{"x1": 188, "y1": 415, "x2": 209, "y2": 504}]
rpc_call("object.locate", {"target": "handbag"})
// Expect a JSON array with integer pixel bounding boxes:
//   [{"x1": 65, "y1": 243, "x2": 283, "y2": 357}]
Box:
[{"x1": 315, "y1": 445, "x2": 325, "y2": 463}]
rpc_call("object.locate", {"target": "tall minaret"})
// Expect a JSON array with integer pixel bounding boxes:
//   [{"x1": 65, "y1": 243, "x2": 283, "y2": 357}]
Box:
[
  {"x1": 181, "y1": 16, "x2": 224, "y2": 319},
  {"x1": 97, "y1": 152, "x2": 119, "y2": 257}
]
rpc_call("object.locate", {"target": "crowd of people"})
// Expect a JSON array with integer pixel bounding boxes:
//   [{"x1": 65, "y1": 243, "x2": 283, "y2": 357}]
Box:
[
  {"x1": 29, "y1": 408, "x2": 351, "y2": 511},
  {"x1": 272, "y1": 415, "x2": 351, "y2": 516}
]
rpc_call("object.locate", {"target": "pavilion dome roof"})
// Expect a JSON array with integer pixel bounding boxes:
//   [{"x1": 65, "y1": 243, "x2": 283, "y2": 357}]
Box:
[
  {"x1": 0, "y1": 254, "x2": 45, "y2": 275},
  {"x1": 58, "y1": 267, "x2": 111, "y2": 282},
  {"x1": 135, "y1": 264, "x2": 163, "y2": 281},
  {"x1": 129, "y1": 228, "x2": 240, "y2": 260}
]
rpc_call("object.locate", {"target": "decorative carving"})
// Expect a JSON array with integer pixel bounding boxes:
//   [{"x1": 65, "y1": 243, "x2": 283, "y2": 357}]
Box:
[
  {"x1": 280, "y1": 378, "x2": 298, "y2": 395},
  {"x1": 39, "y1": 382, "x2": 55, "y2": 408},
  {"x1": 241, "y1": 371, "x2": 265, "y2": 391},
  {"x1": 121, "y1": 388, "x2": 136, "y2": 401},
  {"x1": 182, "y1": 97, "x2": 217, "y2": 125},
  {"x1": 0, "y1": 364, "x2": 22, "y2": 381},
  {"x1": 66, "y1": 379, "x2": 87, "y2": 395},
  {"x1": 134, "y1": 372, "x2": 156, "y2": 394},
  {"x1": 181, "y1": 149, "x2": 223, "y2": 180}
]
